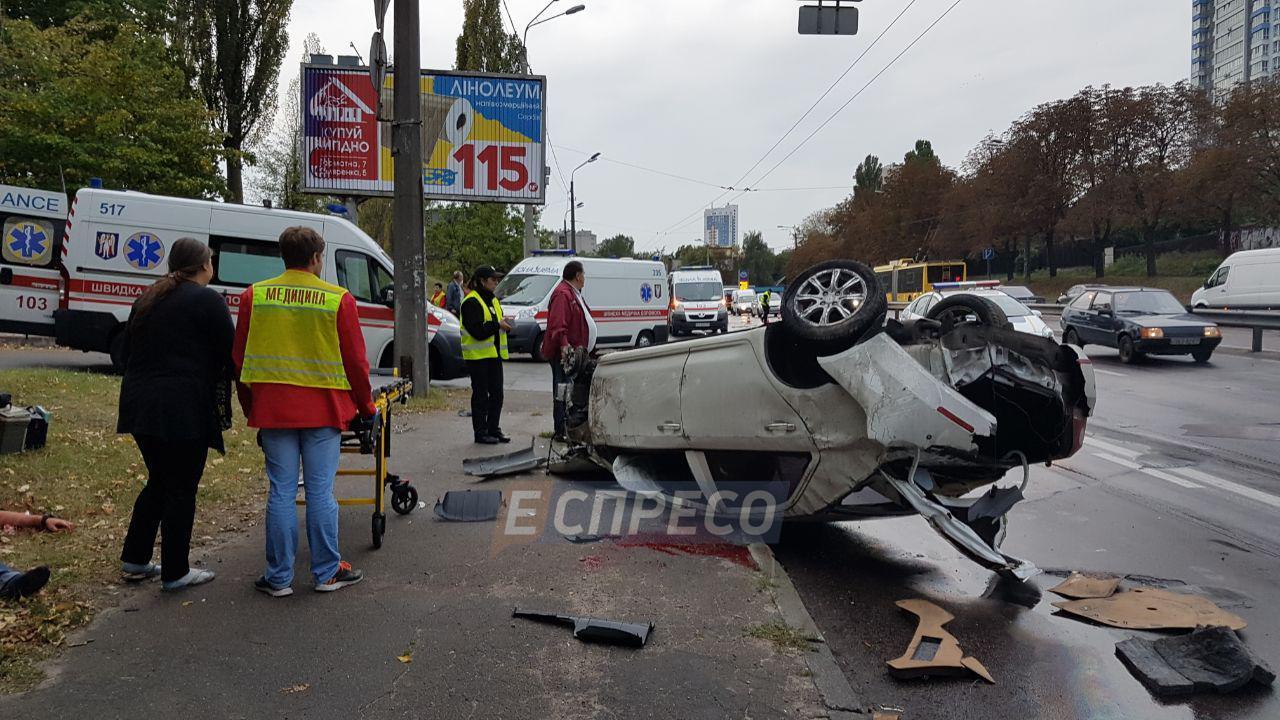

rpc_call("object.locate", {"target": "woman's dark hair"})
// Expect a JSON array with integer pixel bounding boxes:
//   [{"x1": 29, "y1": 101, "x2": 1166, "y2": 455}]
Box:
[
  {"x1": 131, "y1": 238, "x2": 211, "y2": 325},
  {"x1": 562, "y1": 260, "x2": 584, "y2": 281}
]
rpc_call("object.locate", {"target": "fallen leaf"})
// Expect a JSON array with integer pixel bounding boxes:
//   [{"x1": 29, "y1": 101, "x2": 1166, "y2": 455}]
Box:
[
  {"x1": 396, "y1": 653, "x2": 413, "y2": 664},
  {"x1": 181, "y1": 601, "x2": 193, "y2": 607},
  {"x1": 16, "y1": 484, "x2": 29, "y2": 492},
  {"x1": 281, "y1": 683, "x2": 310, "y2": 694}
]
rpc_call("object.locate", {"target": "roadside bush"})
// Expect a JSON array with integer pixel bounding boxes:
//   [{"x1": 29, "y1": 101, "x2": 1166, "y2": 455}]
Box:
[{"x1": 1108, "y1": 250, "x2": 1221, "y2": 278}]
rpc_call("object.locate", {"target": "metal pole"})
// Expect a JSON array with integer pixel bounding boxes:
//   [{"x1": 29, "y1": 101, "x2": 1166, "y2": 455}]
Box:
[
  {"x1": 570, "y1": 179, "x2": 577, "y2": 253},
  {"x1": 520, "y1": 52, "x2": 537, "y2": 257},
  {"x1": 392, "y1": 0, "x2": 428, "y2": 387}
]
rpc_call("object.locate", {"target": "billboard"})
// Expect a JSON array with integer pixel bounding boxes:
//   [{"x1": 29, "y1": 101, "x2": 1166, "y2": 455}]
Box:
[{"x1": 300, "y1": 64, "x2": 546, "y2": 204}]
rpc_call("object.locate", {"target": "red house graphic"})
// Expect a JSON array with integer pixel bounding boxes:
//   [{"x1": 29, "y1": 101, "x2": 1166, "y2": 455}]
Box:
[{"x1": 309, "y1": 78, "x2": 373, "y2": 123}]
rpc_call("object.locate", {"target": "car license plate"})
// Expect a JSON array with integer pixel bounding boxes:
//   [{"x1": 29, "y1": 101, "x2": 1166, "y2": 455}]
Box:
[
  {"x1": 1170, "y1": 337, "x2": 1199, "y2": 346},
  {"x1": 695, "y1": 322, "x2": 711, "y2": 327}
]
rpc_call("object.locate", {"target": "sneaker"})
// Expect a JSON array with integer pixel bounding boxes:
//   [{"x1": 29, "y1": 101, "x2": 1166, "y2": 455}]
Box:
[
  {"x1": 161, "y1": 568, "x2": 216, "y2": 592},
  {"x1": 254, "y1": 577, "x2": 293, "y2": 598},
  {"x1": 0, "y1": 566, "x2": 51, "y2": 599},
  {"x1": 121, "y1": 562, "x2": 161, "y2": 583},
  {"x1": 315, "y1": 561, "x2": 363, "y2": 592}
]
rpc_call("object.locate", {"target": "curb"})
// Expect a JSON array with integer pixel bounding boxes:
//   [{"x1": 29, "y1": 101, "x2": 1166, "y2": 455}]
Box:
[
  {"x1": 1215, "y1": 345, "x2": 1280, "y2": 362},
  {"x1": 749, "y1": 543, "x2": 866, "y2": 718}
]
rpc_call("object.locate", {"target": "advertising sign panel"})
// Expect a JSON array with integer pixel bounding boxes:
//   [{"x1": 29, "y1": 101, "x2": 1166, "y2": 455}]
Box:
[{"x1": 301, "y1": 64, "x2": 546, "y2": 204}]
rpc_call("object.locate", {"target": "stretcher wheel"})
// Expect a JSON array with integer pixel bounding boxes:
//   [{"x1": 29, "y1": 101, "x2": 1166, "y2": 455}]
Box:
[
  {"x1": 391, "y1": 484, "x2": 418, "y2": 515},
  {"x1": 372, "y1": 512, "x2": 386, "y2": 549}
]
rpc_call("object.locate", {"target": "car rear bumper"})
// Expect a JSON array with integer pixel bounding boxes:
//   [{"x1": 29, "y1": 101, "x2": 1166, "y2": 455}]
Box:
[
  {"x1": 430, "y1": 331, "x2": 468, "y2": 379},
  {"x1": 1135, "y1": 336, "x2": 1222, "y2": 355}
]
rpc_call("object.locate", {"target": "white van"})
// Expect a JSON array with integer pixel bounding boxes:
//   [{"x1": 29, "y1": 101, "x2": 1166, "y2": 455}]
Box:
[
  {"x1": 0, "y1": 185, "x2": 67, "y2": 336},
  {"x1": 732, "y1": 288, "x2": 757, "y2": 316},
  {"x1": 1191, "y1": 248, "x2": 1280, "y2": 310},
  {"x1": 52, "y1": 187, "x2": 466, "y2": 378},
  {"x1": 668, "y1": 266, "x2": 727, "y2": 336},
  {"x1": 496, "y1": 254, "x2": 669, "y2": 359}
]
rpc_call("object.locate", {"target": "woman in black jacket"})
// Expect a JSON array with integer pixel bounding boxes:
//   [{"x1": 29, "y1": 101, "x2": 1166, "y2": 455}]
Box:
[{"x1": 117, "y1": 238, "x2": 234, "y2": 591}]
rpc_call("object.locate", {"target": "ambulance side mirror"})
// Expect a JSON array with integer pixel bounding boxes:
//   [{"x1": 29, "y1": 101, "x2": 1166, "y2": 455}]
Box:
[{"x1": 378, "y1": 286, "x2": 395, "y2": 307}]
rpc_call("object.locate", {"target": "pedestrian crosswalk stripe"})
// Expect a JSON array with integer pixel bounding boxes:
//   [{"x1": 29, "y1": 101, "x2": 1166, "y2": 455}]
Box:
[
  {"x1": 1090, "y1": 452, "x2": 1202, "y2": 489},
  {"x1": 1084, "y1": 437, "x2": 1141, "y2": 458}
]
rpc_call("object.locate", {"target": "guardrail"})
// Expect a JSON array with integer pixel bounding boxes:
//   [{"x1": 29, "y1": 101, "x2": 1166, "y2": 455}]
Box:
[{"x1": 1190, "y1": 309, "x2": 1280, "y2": 352}]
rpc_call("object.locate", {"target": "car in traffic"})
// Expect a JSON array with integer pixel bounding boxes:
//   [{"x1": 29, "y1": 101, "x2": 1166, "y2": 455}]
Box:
[
  {"x1": 548, "y1": 259, "x2": 1096, "y2": 578},
  {"x1": 998, "y1": 284, "x2": 1045, "y2": 305},
  {"x1": 1060, "y1": 286, "x2": 1222, "y2": 364},
  {"x1": 899, "y1": 283, "x2": 1056, "y2": 339},
  {"x1": 669, "y1": 266, "x2": 728, "y2": 336},
  {"x1": 732, "y1": 288, "x2": 757, "y2": 316},
  {"x1": 1057, "y1": 283, "x2": 1103, "y2": 305},
  {"x1": 1190, "y1": 248, "x2": 1280, "y2": 309}
]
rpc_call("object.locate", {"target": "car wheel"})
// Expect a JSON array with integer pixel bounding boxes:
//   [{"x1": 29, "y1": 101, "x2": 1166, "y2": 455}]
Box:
[
  {"x1": 1118, "y1": 335, "x2": 1139, "y2": 364},
  {"x1": 1192, "y1": 349, "x2": 1213, "y2": 364},
  {"x1": 1063, "y1": 327, "x2": 1081, "y2": 347},
  {"x1": 531, "y1": 331, "x2": 545, "y2": 361},
  {"x1": 781, "y1": 259, "x2": 886, "y2": 354},
  {"x1": 636, "y1": 330, "x2": 655, "y2": 348},
  {"x1": 926, "y1": 295, "x2": 1012, "y2": 331}
]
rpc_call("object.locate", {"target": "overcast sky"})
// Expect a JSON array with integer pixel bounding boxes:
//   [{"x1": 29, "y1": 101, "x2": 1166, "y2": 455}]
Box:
[{"x1": 276, "y1": 0, "x2": 1190, "y2": 252}]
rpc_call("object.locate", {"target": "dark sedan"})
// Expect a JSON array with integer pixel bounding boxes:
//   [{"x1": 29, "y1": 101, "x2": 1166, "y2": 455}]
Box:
[
  {"x1": 1000, "y1": 285, "x2": 1045, "y2": 304},
  {"x1": 1057, "y1": 283, "x2": 1104, "y2": 305},
  {"x1": 1060, "y1": 287, "x2": 1222, "y2": 364}
]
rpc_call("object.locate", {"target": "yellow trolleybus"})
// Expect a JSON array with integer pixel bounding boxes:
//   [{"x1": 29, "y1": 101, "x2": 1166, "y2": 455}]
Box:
[{"x1": 873, "y1": 259, "x2": 967, "y2": 302}]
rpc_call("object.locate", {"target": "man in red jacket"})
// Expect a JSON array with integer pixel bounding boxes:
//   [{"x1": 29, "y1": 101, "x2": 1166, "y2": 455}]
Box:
[
  {"x1": 233, "y1": 226, "x2": 377, "y2": 597},
  {"x1": 540, "y1": 261, "x2": 596, "y2": 438}
]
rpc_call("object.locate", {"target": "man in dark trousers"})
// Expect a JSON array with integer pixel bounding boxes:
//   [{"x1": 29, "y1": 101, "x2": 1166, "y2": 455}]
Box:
[
  {"x1": 759, "y1": 288, "x2": 772, "y2": 324},
  {"x1": 445, "y1": 270, "x2": 465, "y2": 316},
  {"x1": 540, "y1": 261, "x2": 596, "y2": 438},
  {"x1": 460, "y1": 266, "x2": 511, "y2": 444}
]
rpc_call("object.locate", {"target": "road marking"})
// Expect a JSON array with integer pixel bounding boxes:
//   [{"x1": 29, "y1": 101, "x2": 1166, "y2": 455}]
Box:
[
  {"x1": 1085, "y1": 437, "x2": 1142, "y2": 458},
  {"x1": 1093, "y1": 368, "x2": 1126, "y2": 377},
  {"x1": 1169, "y1": 467, "x2": 1280, "y2": 509},
  {"x1": 1090, "y1": 452, "x2": 1203, "y2": 489}
]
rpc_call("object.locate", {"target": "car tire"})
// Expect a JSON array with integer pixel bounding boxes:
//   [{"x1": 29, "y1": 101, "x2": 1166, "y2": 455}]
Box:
[
  {"x1": 1063, "y1": 327, "x2": 1082, "y2": 347},
  {"x1": 636, "y1": 330, "x2": 655, "y2": 348},
  {"x1": 1118, "y1": 335, "x2": 1140, "y2": 364},
  {"x1": 781, "y1": 259, "x2": 887, "y2": 354},
  {"x1": 926, "y1": 295, "x2": 1012, "y2": 332},
  {"x1": 1192, "y1": 349, "x2": 1213, "y2": 364},
  {"x1": 531, "y1": 331, "x2": 545, "y2": 361}
]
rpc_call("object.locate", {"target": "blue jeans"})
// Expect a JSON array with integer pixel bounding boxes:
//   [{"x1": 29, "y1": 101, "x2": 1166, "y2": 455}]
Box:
[
  {"x1": 260, "y1": 427, "x2": 342, "y2": 587},
  {"x1": 0, "y1": 562, "x2": 19, "y2": 593}
]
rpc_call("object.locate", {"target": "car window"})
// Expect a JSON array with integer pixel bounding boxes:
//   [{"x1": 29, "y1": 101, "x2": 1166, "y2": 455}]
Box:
[
  {"x1": 1208, "y1": 266, "x2": 1228, "y2": 288},
  {"x1": 1091, "y1": 292, "x2": 1112, "y2": 312},
  {"x1": 897, "y1": 267, "x2": 923, "y2": 294},
  {"x1": 1070, "y1": 290, "x2": 1096, "y2": 309},
  {"x1": 335, "y1": 250, "x2": 374, "y2": 302},
  {"x1": 674, "y1": 281, "x2": 722, "y2": 301},
  {"x1": 1, "y1": 214, "x2": 61, "y2": 268},
  {"x1": 918, "y1": 295, "x2": 937, "y2": 314},
  {"x1": 1115, "y1": 291, "x2": 1185, "y2": 315},
  {"x1": 495, "y1": 273, "x2": 558, "y2": 305},
  {"x1": 372, "y1": 261, "x2": 393, "y2": 299},
  {"x1": 974, "y1": 292, "x2": 1030, "y2": 317},
  {"x1": 212, "y1": 236, "x2": 284, "y2": 287}
]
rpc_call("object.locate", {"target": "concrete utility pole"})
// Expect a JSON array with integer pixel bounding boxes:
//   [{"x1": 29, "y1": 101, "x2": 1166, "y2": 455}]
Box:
[{"x1": 392, "y1": 0, "x2": 428, "y2": 387}]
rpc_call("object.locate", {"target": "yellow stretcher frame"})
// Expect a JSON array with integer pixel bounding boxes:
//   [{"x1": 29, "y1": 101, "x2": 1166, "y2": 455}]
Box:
[{"x1": 296, "y1": 377, "x2": 415, "y2": 549}]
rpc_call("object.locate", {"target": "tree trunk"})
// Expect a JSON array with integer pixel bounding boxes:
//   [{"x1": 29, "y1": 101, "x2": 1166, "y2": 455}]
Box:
[
  {"x1": 1220, "y1": 203, "x2": 1234, "y2": 258},
  {"x1": 1004, "y1": 239, "x2": 1015, "y2": 281},
  {"x1": 226, "y1": 145, "x2": 244, "y2": 204},
  {"x1": 1143, "y1": 227, "x2": 1157, "y2": 277},
  {"x1": 1093, "y1": 227, "x2": 1105, "y2": 279},
  {"x1": 1023, "y1": 235, "x2": 1032, "y2": 281},
  {"x1": 1045, "y1": 225, "x2": 1057, "y2": 278}
]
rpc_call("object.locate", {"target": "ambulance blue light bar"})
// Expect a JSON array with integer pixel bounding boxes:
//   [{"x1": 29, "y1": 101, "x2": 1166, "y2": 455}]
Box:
[{"x1": 934, "y1": 280, "x2": 1001, "y2": 289}]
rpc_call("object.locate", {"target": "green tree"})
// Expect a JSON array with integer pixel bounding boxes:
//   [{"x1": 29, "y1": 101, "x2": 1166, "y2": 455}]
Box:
[
  {"x1": 0, "y1": 17, "x2": 223, "y2": 196},
  {"x1": 253, "y1": 32, "x2": 327, "y2": 212},
  {"x1": 904, "y1": 139, "x2": 937, "y2": 165},
  {"x1": 1, "y1": 0, "x2": 168, "y2": 29},
  {"x1": 853, "y1": 154, "x2": 883, "y2": 198},
  {"x1": 173, "y1": 0, "x2": 291, "y2": 202},
  {"x1": 593, "y1": 234, "x2": 636, "y2": 258},
  {"x1": 739, "y1": 230, "x2": 777, "y2": 284},
  {"x1": 455, "y1": 0, "x2": 525, "y2": 74}
]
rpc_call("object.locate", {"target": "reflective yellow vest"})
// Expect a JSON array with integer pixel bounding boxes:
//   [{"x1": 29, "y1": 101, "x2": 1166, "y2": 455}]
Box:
[
  {"x1": 460, "y1": 290, "x2": 508, "y2": 361},
  {"x1": 240, "y1": 269, "x2": 351, "y2": 390}
]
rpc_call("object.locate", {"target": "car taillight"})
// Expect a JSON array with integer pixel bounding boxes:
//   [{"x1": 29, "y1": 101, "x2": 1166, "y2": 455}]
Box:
[{"x1": 1069, "y1": 406, "x2": 1087, "y2": 456}]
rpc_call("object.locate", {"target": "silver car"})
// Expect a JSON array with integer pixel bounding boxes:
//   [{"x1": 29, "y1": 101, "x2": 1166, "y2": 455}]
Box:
[
  {"x1": 556, "y1": 260, "x2": 1096, "y2": 579},
  {"x1": 900, "y1": 288, "x2": 1056, "y2": 339}
]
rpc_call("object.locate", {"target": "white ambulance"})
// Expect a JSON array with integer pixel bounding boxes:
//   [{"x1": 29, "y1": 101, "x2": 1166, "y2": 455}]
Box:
[
  {"x1": 51, "y1": 187, "x2": 466, "y2": 378},
  {"x1": 0, "y1": 185, "x2": 67, "y2": 336},
  {"x1": 667, "y1": 266, "x2": 728, "y2": 336},
  {"x1": 495, "y1": 253, "x2": 669, "y2": 359}
]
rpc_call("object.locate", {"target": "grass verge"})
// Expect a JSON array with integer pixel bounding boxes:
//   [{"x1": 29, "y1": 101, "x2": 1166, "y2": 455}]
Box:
[{"x1": 745, "y1": 620, "x2": 816, "y2": 653}]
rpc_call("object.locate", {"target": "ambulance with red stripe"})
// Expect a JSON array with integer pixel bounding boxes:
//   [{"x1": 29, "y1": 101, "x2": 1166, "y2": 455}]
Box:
[
  {"x1": 496, "y1": 254, "x2": 670, "y2": 359},
  {"x1": 0, "y1": 185, "x2": 66, "y2": 336},
  {"x1": 49, "y1": 187, "x2": 466, "y2": 378}
]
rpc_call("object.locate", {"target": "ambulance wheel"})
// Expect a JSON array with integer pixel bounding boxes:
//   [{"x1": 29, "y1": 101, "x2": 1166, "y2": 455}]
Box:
[
  {"x1": 635, "y1": 330, "x2": 655, "y2": 348},
  {"x1": 371, "y1": 512, "x2": 386, "y2": 549},
  {"x1": 531, "y1": 331, "x2": 545, "y2": 361},
  {"x1": 109, "y1": 330, "x2": 128, "y2": 374},
  {"x1": 391, "y1": 485, "x2": 418, "y2": 515}
]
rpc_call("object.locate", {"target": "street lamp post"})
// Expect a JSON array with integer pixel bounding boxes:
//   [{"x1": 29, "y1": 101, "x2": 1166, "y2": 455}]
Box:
[
  {"x1": 519, "y1": 2, "x2": 587, "y2": 258},
  {"x1": 562, "y1": 201, "x2": 583, "y2": 249},
  {"x1": 570, "y1": 152, "x2": 599, "y2": 253},
  {"x1": 777, "y1": 224, "x2": 800, "y2": 249}
]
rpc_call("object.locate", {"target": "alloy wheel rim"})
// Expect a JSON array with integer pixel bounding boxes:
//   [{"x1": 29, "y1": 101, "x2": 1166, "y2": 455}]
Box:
[{"x1": 794, "y1": 268, "x2": 866, "y2": 327}]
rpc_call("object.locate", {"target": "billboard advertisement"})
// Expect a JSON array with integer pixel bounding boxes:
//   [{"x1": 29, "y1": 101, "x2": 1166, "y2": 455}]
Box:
[{"x1": 300, "y1": 64, "x2": 546, "y2": 204}]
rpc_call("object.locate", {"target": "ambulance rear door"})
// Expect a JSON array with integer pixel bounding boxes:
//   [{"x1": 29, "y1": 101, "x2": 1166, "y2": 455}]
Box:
[{"x1": 0, "y1": 185, "x2": 67, "y2": 336}]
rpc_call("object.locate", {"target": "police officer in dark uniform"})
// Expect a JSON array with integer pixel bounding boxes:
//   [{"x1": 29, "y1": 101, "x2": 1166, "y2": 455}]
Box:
[{"x1": 460, "y1": 266, "x2": 511, "y2": 444}]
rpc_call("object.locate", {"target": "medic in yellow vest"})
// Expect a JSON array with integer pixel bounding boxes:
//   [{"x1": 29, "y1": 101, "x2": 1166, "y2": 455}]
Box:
[{"x1": 460, "y1": 265, "x2": 511, "y2": 445}]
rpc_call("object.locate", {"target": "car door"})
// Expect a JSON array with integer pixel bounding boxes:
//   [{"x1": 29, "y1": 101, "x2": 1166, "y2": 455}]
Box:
[
  {"x1": 333, "y1": 248, "x2": 394, "y2": 368},
  {"x1": 1203, "y1": 264, "x2": 1231, "y2": 307},
  {"x1": 1063, "y1": 290, "x2": 1098, "y2": 343},
  {"x1": 1086, "y1": 291, "x2": 1117, "y2": 347},
  {"x1": 0, "y1": 206, "x2": 64, "y2": 335},
  {"x1": 679, "y1": 338, "x2": 812, "y2": 452}
]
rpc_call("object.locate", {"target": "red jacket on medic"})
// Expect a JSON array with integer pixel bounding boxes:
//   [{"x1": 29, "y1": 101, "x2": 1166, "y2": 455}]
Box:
[
  {"x1": 232, "y1": 277, "x2": 377, "y2": 429},
  {"x1": 541, "y1": 280, "x2": 591, "y2": 360}
]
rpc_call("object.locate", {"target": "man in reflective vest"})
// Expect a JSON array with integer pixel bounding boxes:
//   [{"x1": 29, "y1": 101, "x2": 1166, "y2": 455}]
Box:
[
  {"x1": 460, "y1": 265, "x2": 510, "y2": 445},
  {"x1": 233, "y1": 226, "x2": 376, "y2": 597},
  {"x1": 759, "y1": 289, "x2": 772, "y2": 324}
]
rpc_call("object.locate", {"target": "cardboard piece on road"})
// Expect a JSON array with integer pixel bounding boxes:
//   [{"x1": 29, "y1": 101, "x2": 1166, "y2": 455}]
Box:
[
  {"x1": 872, "y1": 712, "x2": 902, "y2": 720},
  {"x1": 886, "y1": 599, "x2": 995, "y2": 684},
  {"x1": 1053, "y1": 587, "x2": 1247, "y2": 631},
  {"x1": 1116, "y1": 626, "x2": 1276, "y2": 697},
  {"x1": 1050, "y1": 572, "x2": 1122, "y2": 600}
]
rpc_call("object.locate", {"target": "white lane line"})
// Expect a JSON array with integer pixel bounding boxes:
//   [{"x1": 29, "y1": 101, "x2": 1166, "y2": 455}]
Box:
[
  {"x1": 1090, "y1": 452, "x2": 1203, "y2": 489},
  {"x1": 1085, "y1": 437, "x2": 1142, "y2": 458},
  {"x1": 1169, "y1": 467, "x2": 1280, "y2": 509},
  {"x1": 1093, "y1": 368, "x2": 1127, "y2": 377}
]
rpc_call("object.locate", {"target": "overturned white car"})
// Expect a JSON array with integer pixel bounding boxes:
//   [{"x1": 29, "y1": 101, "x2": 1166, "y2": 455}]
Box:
[{"x1": 552, "y1": 260, "x2": 1096, "y2": 579}]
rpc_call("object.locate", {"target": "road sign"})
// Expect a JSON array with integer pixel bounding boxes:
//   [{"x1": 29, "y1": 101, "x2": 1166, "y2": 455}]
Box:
[
  {"x1": 738, "y1": 270, "x2": 748, "y2": 281},
  {"x1": 739, "y1": 281, "x2": 749, "y2": 290},
  {"x1": 982, "y1": 247, "x2": 995, "y2": 261},
  {"x1": 369, "y1": 32, "x2": 387, "y2": 117},
  {"x1": 301, "y1": 63, "x2": 546, "y2": 205},
  {"x1": 373, "y1": 0, "x2": 390, "y2": 30},
  {"x1": 798, "y1": 5, "x2": 859, "y2": 35}
]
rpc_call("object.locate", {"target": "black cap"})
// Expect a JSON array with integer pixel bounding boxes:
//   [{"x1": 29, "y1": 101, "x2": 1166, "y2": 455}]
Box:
[{"x1": 474, "y1": 265, "x2": 505, "y2": 280}]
